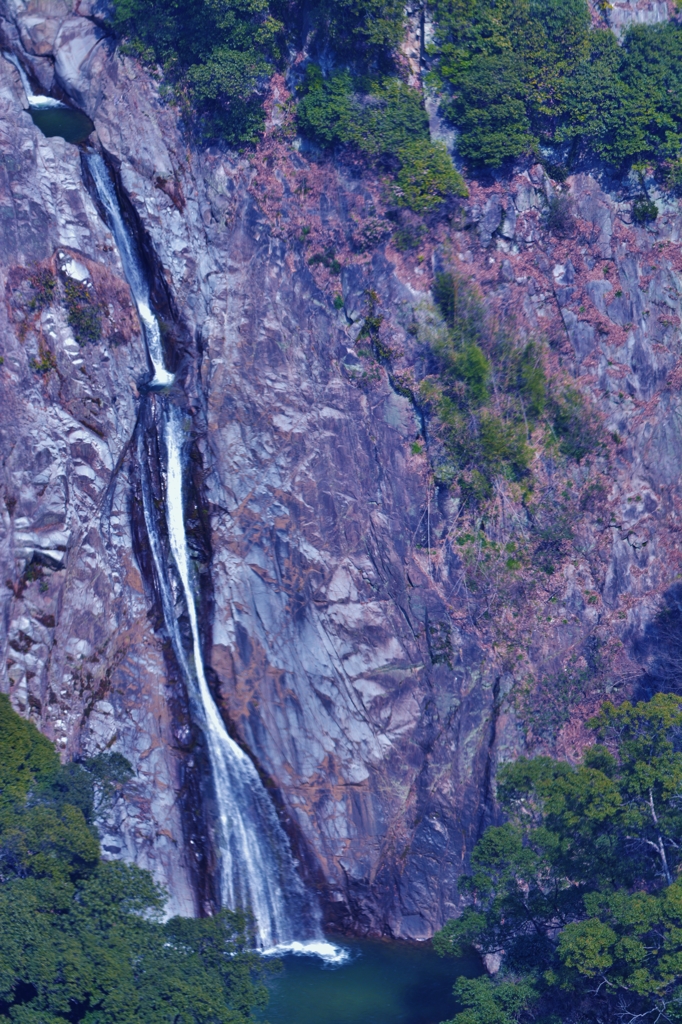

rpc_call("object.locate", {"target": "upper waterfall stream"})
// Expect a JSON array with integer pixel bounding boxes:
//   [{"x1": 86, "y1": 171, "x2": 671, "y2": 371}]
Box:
[
  {"x1": 2, "y1": 52, "x2": 94, "y2": 143},
  {"x1": 2, "y1": 50, "x2": 66, "y2": 108},
  {"x1": 83, "y1": 151, "x2": 342, "y2": 960},
  {"x1": 86, "y1": 155, "x2": 173, "y2": 388}
]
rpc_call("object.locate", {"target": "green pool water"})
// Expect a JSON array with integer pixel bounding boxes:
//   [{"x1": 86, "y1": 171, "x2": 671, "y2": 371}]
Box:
[
  {"x1": 262, "y1": 939, "x2": 481, "y2": 1024},
  {"x1": 29, "y1": 106, "x2": 94, "y2": 145}
]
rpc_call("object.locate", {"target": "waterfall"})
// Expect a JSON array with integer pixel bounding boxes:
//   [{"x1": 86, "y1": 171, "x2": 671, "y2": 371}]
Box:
[
  {"x1": 2, "y1": 51, "x2": 67, "y2": 109},
  {"x1": 164, "y1": 406, "x2": 307, "y2": 948},
  {"x1": 84, "y1": 151, "x2": 342, "y2": 960},
  {"x1": 86, "y1": 155, "x2": 174, "y2": 388}
]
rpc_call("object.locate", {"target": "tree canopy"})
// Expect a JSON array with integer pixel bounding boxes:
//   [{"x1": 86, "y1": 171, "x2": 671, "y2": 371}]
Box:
[
  {"x1": 0, "y1": 694, "x2": 270, "y2": 1024},
  {"x1": 109, "y1": 0, "x2": 286, "y2": 144},
  {"x1": 108, "y1": 0, "x2": 682, "y2": 180},
  {"x1": 430, "y1": 0, "x2": 682, "y2": 170},
  {"x1": 296, "y1": 69, "x2": 467, "y2": 210},
  {"x1": 434, "y1": 693, "x2": 682, "y2": 1024},
  {"x1": 108, "y1": 0, "x2": 470, "y2": 210}
]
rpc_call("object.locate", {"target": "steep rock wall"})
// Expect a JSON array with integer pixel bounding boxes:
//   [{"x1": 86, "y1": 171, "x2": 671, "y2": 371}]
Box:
[{"x1": 1, "y1": 0, "x2": 682, "y2": 938}]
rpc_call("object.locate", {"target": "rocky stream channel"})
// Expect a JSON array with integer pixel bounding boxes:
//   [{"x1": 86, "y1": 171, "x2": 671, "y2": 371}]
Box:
[{"x1": 3, "y1": 0, "x2": 682, "y2": 955}]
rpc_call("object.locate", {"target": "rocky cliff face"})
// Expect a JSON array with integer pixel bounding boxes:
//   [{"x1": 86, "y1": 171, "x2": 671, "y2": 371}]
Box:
[
  {"x1": 601, "y1": 0, "x2": 675, "y2": 36},
  {"x1": 2, "y1": 0, "x2": 682, "y2": 939}
]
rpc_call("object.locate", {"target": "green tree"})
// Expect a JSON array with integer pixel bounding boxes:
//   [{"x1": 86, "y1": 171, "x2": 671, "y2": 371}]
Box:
[
  {"x1": 0, "y1": 693, "x2": 58, "y2": 811},
  {"x1": 110, "y1": 0, "x2": 284, "y2": 144},
  {"x1": 431, "y1": 0, "x2": 591, "y2": 166},
  {"x1": 393, "y1": 140, "x2": 468, "y2": 213},
  {"x1": 440, "y1": 54, "x2": 533, "y2": 168},
  {"x1": 434, "y1": 693, "x2": 682, "y2": 1023},
  {"x1": 430, "y1": 0, "x2": 682, "y2": 171},
  {"x1": 296, "y1": 71, "x2": 466, "y2": 212},
  {"x1": 296, "y1": 67, "x2": 357, "y2": 146},
  {"x1": 449, "y1": 977, "x2": 536, "y2": 1024},
  {"x1": 306, "y1": 0, "x2": 406, "y2": 67},
  {"x1": 0, "y1": 694, "x2": 270, "y2": 1024}
]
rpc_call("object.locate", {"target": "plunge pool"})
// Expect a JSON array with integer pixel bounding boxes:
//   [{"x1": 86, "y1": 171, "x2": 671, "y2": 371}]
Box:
[{"x1": 262, "y1": 937, "x2": 480, "y2": 1024}]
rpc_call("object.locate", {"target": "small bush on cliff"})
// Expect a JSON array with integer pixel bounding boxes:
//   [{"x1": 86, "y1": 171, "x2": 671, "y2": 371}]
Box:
[
  {"x1": 549, "y1": 386, "x2": 604, "y2": 463},
  {"x1": 633, "y1": 194, "x2": 659, "y2": 224},
  {"x1": 30, "y1": 344, "x2": 57, "y2": 374},
  {"x1": 0, "y1": 694, "x2": 270, "y2": 1024},
  {"x1": 296, "y1": 68, "x2": 467, "y2": 212},
  {"x1": 416, "y1": 272, "x2": 603, "y2": 503},
  {"x1": 63, "y1": 278, "x2": 104, "y2": 346},
  {"x1": 435, "y1": 693, "x2": 682, "y2": 1024},
  {"x1": 545, "y1": 194, "x2": 575, "y2": 237},
  {"x1": 392, "y1": 140, "x2": 468, "y2": 212},
  {"x1": 27, "y1": 268, "x2": 56, "y2": 312}
]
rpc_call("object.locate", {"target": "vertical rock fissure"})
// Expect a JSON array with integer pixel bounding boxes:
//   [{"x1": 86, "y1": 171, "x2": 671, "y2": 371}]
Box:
[{"x1": 81, "y1": 149, "x2": 331, "y2": 953}]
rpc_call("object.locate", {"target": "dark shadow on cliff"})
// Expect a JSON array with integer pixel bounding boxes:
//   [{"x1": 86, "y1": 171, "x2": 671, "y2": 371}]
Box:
[
  {"x1": 632, "y1": 584, "x2": 682, "y2": 699},
  {"x1": 128, "y1": 405, "x2": 220, "y2": 915}
]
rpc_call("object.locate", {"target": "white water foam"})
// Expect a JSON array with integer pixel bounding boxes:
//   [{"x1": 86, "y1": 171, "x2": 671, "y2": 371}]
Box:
[
  {"x1": 264, "y1": 940, "x2": 351, "y2": 964},
  {"x1": 2, "y1": 51, "x2": 68, "y2": 109},
  {"x1": 164, "y1": 409, "x2": 309, "y2": 948}
]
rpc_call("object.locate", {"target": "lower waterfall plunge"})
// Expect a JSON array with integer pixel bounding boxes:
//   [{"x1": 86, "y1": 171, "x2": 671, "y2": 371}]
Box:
[{"x1": 83, "y1": 150, "x2": 342, "y2": 960}]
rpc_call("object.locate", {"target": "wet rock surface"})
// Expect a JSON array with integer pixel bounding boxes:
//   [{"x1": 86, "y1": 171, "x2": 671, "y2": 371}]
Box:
[{"x1": 2, "y1": 0, "x2": 682, "y2": 938}]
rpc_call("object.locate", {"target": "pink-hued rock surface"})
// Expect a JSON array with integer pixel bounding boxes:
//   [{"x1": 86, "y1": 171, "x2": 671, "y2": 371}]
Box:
[{"x1": 2, "y1": 0, "x2": 682, "y2": 937}]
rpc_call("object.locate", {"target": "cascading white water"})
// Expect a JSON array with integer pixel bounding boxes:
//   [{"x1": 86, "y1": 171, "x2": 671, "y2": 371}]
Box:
[
  {"x1": 2, "y1": 51, "x2": 67, "y2": 109},
  {"x1": 86, "y1": 154, "x2": 174, "y2": 388},
  {"x1": 85, "y1": 151, "x2": 344, "y2": 961},
  {"x1": 165, "y1": 409, "x2": 303, "y2": 949}
]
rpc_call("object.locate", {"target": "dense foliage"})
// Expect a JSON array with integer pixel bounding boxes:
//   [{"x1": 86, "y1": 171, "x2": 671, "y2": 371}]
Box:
[
  {"x1": 417, "y1": 271, "x2": 601, "y2": 502},
  {"x1": 0, "y1": 694, "x2": 269, "y2": 1024},
  {"x1": 109, "y1": 0, "x2": 287, "y2": 144},
  {"x1": 305, "y1": 0, "x2": 406, "y2": 68},
  {"x1": 295, "y1": 0, "x2": 682, "y2": 180},
  {"x1": 108, "y1": 0, "x2": 467, "y2": 209},
  {"x1": 297, "y1": 69, "x2": 467, "y2": 210},
  {"x1": 109, "y1": 0, "x2": 682, "y2": 182},
  {"x1": 108, "y1": 0, "x2": 409, "y2": 145},
  {"x1": 430, "y1": 0, "x2": 682, "y2": 170},
  {"x1": 434, "y1": 693, "x2": 682, "y2": 1024}
]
